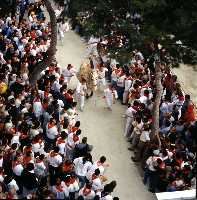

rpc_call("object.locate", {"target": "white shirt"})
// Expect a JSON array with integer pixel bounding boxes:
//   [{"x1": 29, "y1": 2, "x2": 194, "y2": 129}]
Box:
[
  {"x1": 48, "y1": 153, "x2": 62, "y2": 168},
  {"x1": 97, "y1": 68, "x2": 108, "y2": 79},
  {"x1": 86, "y1": 161, "x2": 105, "y2": 181},
  {"x1": 62, "y1": 67, "x2": 76, "y2": 78},
  {"x1": 51, "y1": 80, "x2": 61, "y2": 92},
  {"x1": 104, "y1": 88, "x2": 118, "y2": 100},
  {"x1": 79, "y1": 187, "x2": 95, "y2": 200},
  {"x1": 73, "y1": 157, "x2": 92, "y2": 177},
  {"x1": 117, "y1": 75, "x2": 125, "y2": 87},
  {"x1": 76, "y1": 82, "x2": 87, "y2": 96},
  {"x1": 111, "y1": 70, "x2": 118, "y2": 82},
  {"x1": 140, "y1": 131, "x2": 150, "y2": 142},
  {"x1": 35, "y1": 161, "x2": 46, "y2": 176},
  {"x1": 67, "y1": 132, "x2": 80, "y2": 149},
  {"x1": 124, "y1": 79, "x2": 132, "y2": 91},
  {"x1": 101, "y1": 195, "x2": 113, "y2": 200},
  {"x1": 46, "y1": 124, "x2": 59, "y2": 140},
  {"x1": 125, "y1": 106, "x2": 137, "y2": 118},
  {"x1": 0, "y1": 158, "x2": 3, "y2": 168},
  {"x1": 13, "y1": 164, "x2": 24, "y2": 176},
  {"x1": 32, "y1": 141, "x2": 45, "y2": 154},
  {"x1": 33, "y1": 101, "x2": 43, "y2": 116},
  {"x1": 139, "y1": 95, "x2": 149, "y2": 105},
  {"x1": 56, "y1": 137, "x2": 67, "y2": 155},
  {"x1": 8, "y1": 179, "x2": 19, "y2": 191},
  {"x1": 146, "y1": 156, "x2": 159, "y2": 171},
  {"x1": 0, "y1": 174, "x2": 4, "y2": 183},
  {"x1": 92, "y1": 176, "x2": 103, "y2": 191},
  {"x1": 61, "y1": 181, "x2": 71, "y2": 197}
]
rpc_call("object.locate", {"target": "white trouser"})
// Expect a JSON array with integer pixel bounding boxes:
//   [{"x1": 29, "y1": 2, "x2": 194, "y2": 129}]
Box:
[
  {"x1": 106, "y1": 97, "x2": 113, "y2": 109},
  {"x1": 123, "y1": 90, "x2": 129, "y2": 104},
  {"x1": 124, "y1": 116, "x2": 132, "y2": 137},
  {"x1": 80, "y1": 95, "x2": 85, "y2": 110},
  {"x1": 64, "y1": 76, "x2": 72, "y2": 84},
  {"x1": 97, "y1": 78, "x2": 106, "y2": 89}
]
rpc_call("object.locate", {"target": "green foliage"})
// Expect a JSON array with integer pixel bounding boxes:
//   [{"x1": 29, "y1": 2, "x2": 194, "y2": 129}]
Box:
[{"x1": 68, "y1": 0, "x2": 197, "y2": 65}]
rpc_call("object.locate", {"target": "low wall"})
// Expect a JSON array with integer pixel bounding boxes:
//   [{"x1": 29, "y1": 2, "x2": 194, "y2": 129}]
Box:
[{"x1": 156, "y1": 189, "x2": 196, "y2": 200}]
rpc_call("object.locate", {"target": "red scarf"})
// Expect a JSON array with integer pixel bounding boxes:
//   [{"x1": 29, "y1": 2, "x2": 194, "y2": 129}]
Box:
[
  {"x1": 70, "y1": 177, "x2": 76, "y2": 184},
  {"x1": 57, "y1": 137, "x2": 65, "y2": 144},
  {"x1": 82, "y1": 187, "x2": 91, "y2": 196},
  {"x1": 48, "y1": 123, "x2": 55, "y2": 129},
  {"x1": 56, "y1": 185, "x2": 64, "y2": 192},
  {"x1": 44, "y1": 91, "x2": 49, "y2": 98},
  {"x1": 20, "y1": 132, "x2": 28, "y2": 139},
  {"x1": 50, "y1": 151, "x2": 58, "y2": 158},
  {"x1": 73, "y1": 134, "x2": 79, "y2": 143},
  {"x1": 36, "y1": 159, "x2": 43, "y2": 164},
  {"x1": 92, "y1": 174, "x2": 98, "y2": 180},
  {"x1": 12, "y1": 160, "x2": 19, "y2": 168},
  {"x1": 71, "y1": 127, "x2": 78, "y2": 133}
]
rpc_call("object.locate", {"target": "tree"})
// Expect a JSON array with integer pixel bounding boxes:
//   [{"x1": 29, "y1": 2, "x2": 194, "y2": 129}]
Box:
[
  {"x1": 68, "y1": 0, "x2": 197, "y2": 66},
  {"x1": 67, "y1": 0, "x2": 197, "y2": 145},
  {"x1": 29, "y1": 0, "x2": 57, "y2": 85}
]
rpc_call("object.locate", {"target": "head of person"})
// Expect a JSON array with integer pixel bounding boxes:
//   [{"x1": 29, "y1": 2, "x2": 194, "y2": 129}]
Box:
[
  {"x1": 94, "y1": 195, "x2": 100, "y2": 200},
  {"x1": 75, "y1": 121, "x2": 80, "y2": 128},
  {"x1": 26, "y1": 163, "x2": 34, "y2": 172},
  {"x1": 77, "y1": 196, "x2": 84, "y2": 200},
  {"x1": 94, "y1": 168, "x2": 100, "y2": 176},
  {"x1": 135, "y1": 116, "x2": 141, "y2": 123},
  {"x1": 144, "y1": 89, "x2": 149, "y2": 97},
  {"x1": 185, "y1": 94, "x2": 190, "y2": 101},
  {"x1": 54, "y1": 146, "x2": 59, "y2": 154},
  {"x1": 60, "y1": 131, "x2": 67, "y2": 139},
  {"x1": 76, "y1": 129, "x2": 81, "y2": 136},
  {"x1": 82, "y1": 137, "x2": 87, "y2": 144},
  {"x1": 99, "y1": 156, "x2": 106, "y2": 164}
]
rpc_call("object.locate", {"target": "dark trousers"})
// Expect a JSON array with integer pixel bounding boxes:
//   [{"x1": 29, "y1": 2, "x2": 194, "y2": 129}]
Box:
[
  {"x1": 49, "y1": 165, "x2": 59, "y2": 186},
  {"x1": 117, "y1": 86, "x2": 124, "y2": 101},
  {"x1": 149, "y1": 170, "x2": 159, "y2": 192}
]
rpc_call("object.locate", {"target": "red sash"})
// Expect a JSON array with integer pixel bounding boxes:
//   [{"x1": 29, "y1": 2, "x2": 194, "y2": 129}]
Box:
[
  {"x1": 56, "y1": 185, "x2": 64, "y2": 192},
  {"x1": 73, "y1": 134, "x2": 79, "y2": 143},
  {"x1": 83, "y1": 188, "x2": 91, "y2": 196},
  {"x1": 92, "y1": 174, "x2": 98, "y2": 180},
  {"x1": 57, "y1": 138, "x2": 65, "y2": 144}
]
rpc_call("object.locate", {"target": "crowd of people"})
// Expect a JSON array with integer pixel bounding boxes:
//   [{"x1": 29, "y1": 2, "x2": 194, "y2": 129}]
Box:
[
  {"x1": 89, "y1": 41, "x2": 196, "y2": 193},
  {"x1": 0, "y1": 0, "x2": 196, "y2": 199},
  {"x1": 0, "y1": 1, "x2": 120, "y2": 199}
]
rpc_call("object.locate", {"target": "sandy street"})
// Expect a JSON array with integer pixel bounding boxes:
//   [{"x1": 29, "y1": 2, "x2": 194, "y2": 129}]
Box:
[{"x1": 56, "y1": 31, "x2": 155, "y2": 200}]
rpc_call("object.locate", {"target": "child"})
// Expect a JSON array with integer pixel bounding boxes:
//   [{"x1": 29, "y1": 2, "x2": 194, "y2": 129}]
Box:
[
  {"x1": 76, "y1": 79, "x2": 87, "y2": 111},
  {"x1": 104, "y1": 85, "x2": 118, "y2": 110}
]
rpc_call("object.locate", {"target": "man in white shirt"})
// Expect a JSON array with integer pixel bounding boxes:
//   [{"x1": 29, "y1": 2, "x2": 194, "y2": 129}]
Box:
[
  {"x1": 116, "y1": 73, "x2": 125, "y2": 101},
  {"x1": 46, "y1": 118, "x2": 59, "y2": 149},
  {"x1": 132, "y1": 125, "x2": 150, "y2": 162},
  {"x1": 86, "y1": 156, "x2": 109, "y2": 181},
  {"x1": 104, "y1": 85, "x2": 118, "y2": 110},
  {"x1": 62, "y1": 64, "x2": 77, "y2": 84},
  {"x1": 123, "y1": 102, "x2": 138, "y2": 137},
  {"x1": 79, "y1": 183, "x2": 96, "y2": 200},
  {"x1": 123, "y1": 74, "x2": 132, "y2": 104},
  {"x1": 47, "y1": 147, "x2": 63, "y2": 186},
  {"x1": 97, "y1": 66, "x2": 108, "y2": 90},
  {"x1": 73, "y1": 155, "x2": 92, "y2": 188},
  {"x1": 66, "y1": 129, "x2": 81, "y2": 160},
  {"x1": 76, "y1": 79, "x2": 87, "y2": 111},
  {"x1": 139, "y1": 89, "x2": 152, "y2": 106}
]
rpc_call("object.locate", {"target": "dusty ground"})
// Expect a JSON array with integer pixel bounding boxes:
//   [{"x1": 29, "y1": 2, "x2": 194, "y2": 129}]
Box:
[
  {"x1": 56, "y1": 31, "x2": 155, "y2": 200},
  {"x1": 172, "y1": 64, "x2": 197, "y2": 106}
]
